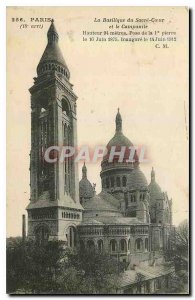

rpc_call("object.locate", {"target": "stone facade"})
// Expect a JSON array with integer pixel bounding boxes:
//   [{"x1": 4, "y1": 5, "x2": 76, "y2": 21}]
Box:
[
  {"x1": 78, "y1": 111, "x2": 173, "y2": 265},
  {"x1": 27, "y1": 20, "x2": 82, "y2": 245},
  {"x1": 26, "y1": 21, "x2": 175, "y2": 293}
]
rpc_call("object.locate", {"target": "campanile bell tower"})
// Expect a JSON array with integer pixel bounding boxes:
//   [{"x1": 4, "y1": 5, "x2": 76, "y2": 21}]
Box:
[{"x1": 27, "y1": 20, "x2": 83, "y2": 244}]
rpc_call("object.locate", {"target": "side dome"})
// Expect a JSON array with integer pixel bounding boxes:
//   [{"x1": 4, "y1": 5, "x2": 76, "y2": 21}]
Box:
[
  {"x1": 79, "y1": 163, "x2": 94, "y2": 200},
  {"x1": 148, "y1": 167, "x2": 164, "y2": 200},
  {"x1": 128, "y1": 166, "x2": 148, "y2": 190},
  {"x1": 82, "y1": 193, "x2": 118, "y2": 212},
  {"x1": 82, "y1": 191, "x2": 122, "y2": 219},
  {"x1": 79, "y1": 179, "x2": 94, "y2": 199}
]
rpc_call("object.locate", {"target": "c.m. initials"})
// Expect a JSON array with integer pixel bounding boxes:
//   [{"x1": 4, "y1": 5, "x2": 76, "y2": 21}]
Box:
[{"x1": 155, "y1": 43, "x2": 169, "y2": 48}]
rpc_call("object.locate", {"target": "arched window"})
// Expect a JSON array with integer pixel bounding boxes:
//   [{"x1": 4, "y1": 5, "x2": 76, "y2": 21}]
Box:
[
  {"x1": 129, "y1": 210, "x2": 136, "y2": 217},
  {"x1": 145, "y1": 238, "x2": 149, "y2": 251},
  {"x1": 61, "y1": 99, "x2": 70, "y2": 116},
  {"x1": 120, "y1": 239, "x2": 127, "y2": 252},
  {"x1": 116, "y1": 177, "x2": 121, "y2": 187},
  {"x1": 97, "y1": 240, "x2": 103, "y2": 253},
  {"x1": 87, "y1": 240, "x2": 95, "y2": 251},
  {"x1": 35, "y1": 225, "x2": 49, "y2": 245},
  {"x1": 110, "y1": 239, "x2": 117, "y2": 252},
  {"x1": 111, "y1": 177, "x2": 114, "y2": 187},
  {"x1": 102, "y1": 179, "x2": 106, "y2": 188},
  {"x1": 80, "y1": 240, "x2": 85, "y2": 251},
  {"x1": 128, "y1": 239, "x2": 131, "y2": 251},
  {"x1": 135, "y1": 238, "x2": 143, "y2": 251},
  {"x1": 122, "y1": 176, "x2": 127, "y2": 187},
  {"x1": 67, "y1": 226, "x2": 77, "y2": 248},
  {"x1": 106, "y1": 178, "x2": 109, "y2": 188}
]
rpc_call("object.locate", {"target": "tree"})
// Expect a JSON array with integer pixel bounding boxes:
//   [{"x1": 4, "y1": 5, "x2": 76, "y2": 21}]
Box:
[
  {"x1": 165, "y1": 220, "x2": 189, "y2": 261},
  {"x1": 6, "y1": 238, "x2": 66, "y2": 294},
  {"x1": 7, "y1": 238, "x2": 122, "y2": 294},
  {"x1": 64, "y1": 248, "x2": 123, "y2": 294},
  {"x1": 164, "y1": 220, "x2": 189, "y2": 294},
  {"x1": 174, "y1": 220, "x2": 188, "y2": 257}
]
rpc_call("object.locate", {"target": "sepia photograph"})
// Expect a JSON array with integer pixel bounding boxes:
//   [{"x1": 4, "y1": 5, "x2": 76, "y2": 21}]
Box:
[{"x1": 6, "y1": 6, "x2": 189, "y2": 295}]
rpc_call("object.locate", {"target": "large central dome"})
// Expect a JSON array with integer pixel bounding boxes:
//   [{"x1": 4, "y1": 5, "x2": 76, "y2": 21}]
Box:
[
  {"x1": 107, "y1": 131, "x2": 133, "y2": 149},
  {"x1": 100, "y1": 109, "x2": 141, "y2": 195},
  {"x1": 107, "y1": 108, "x2": 133, "y2": 148},
  {"x1": 102, "y1": 109, "x2": 137, "y2": 165}
]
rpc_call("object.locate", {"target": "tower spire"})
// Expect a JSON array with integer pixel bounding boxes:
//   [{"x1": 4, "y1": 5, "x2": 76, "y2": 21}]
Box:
[
  {"x1": 47, "y1": 19, "x2": 59, "y2": 44},
  {"x1": 36, "y1": 20, "x2": 70, "y2": 79},
  {"x1": 115, "y1": 108, "x2": 122, "y2": 133},
  {"x1": 82, "y1": 162, "x2": 87, "y2": 179}
]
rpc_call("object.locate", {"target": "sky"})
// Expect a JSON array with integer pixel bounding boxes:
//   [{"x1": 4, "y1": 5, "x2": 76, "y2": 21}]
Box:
[{"x1": 7, "y1": 7, "x2": 189, "y2": 237}]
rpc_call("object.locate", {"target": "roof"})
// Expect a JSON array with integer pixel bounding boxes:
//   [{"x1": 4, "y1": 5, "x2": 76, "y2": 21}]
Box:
[
  {"x1": 97, "y1": 216, "x2": 145, "y2": 225},
  {"x1": 37, "y1": 21, "x2": 68, "y2": 69},
  {"x1": 117, "y1": 264, "x2": 175, "y2": 288},
  {"x1": 107, "y1": 131, "x2": 133, "y2": 149},
  {"x1": 102, "y1": 110, "x2": 134, "y2": 164},
  {"x1": 135, "y1": 264, "x2": 175, "y2": 280},
  {"x1": 81, "y1": 216, "x2": 145, "y2": 226},
  {"x1": 108, "y1": 109, "x2": 133, "y2": 148},
  {"x1": 38, "y1": 43, "x2": 67, "y2": 67},
  {"x1": 26, "y1": 192, "x2": 83, "y2": 210},
  {"x1": 99, "y1": 190, "x2": 120, "y2": 208},
  {"x1": 80, "y1": 219, "x2": 104, "y2": 226},
  {"x1": 82, "y1": 191, "x2": 119, "y2": 212}
]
